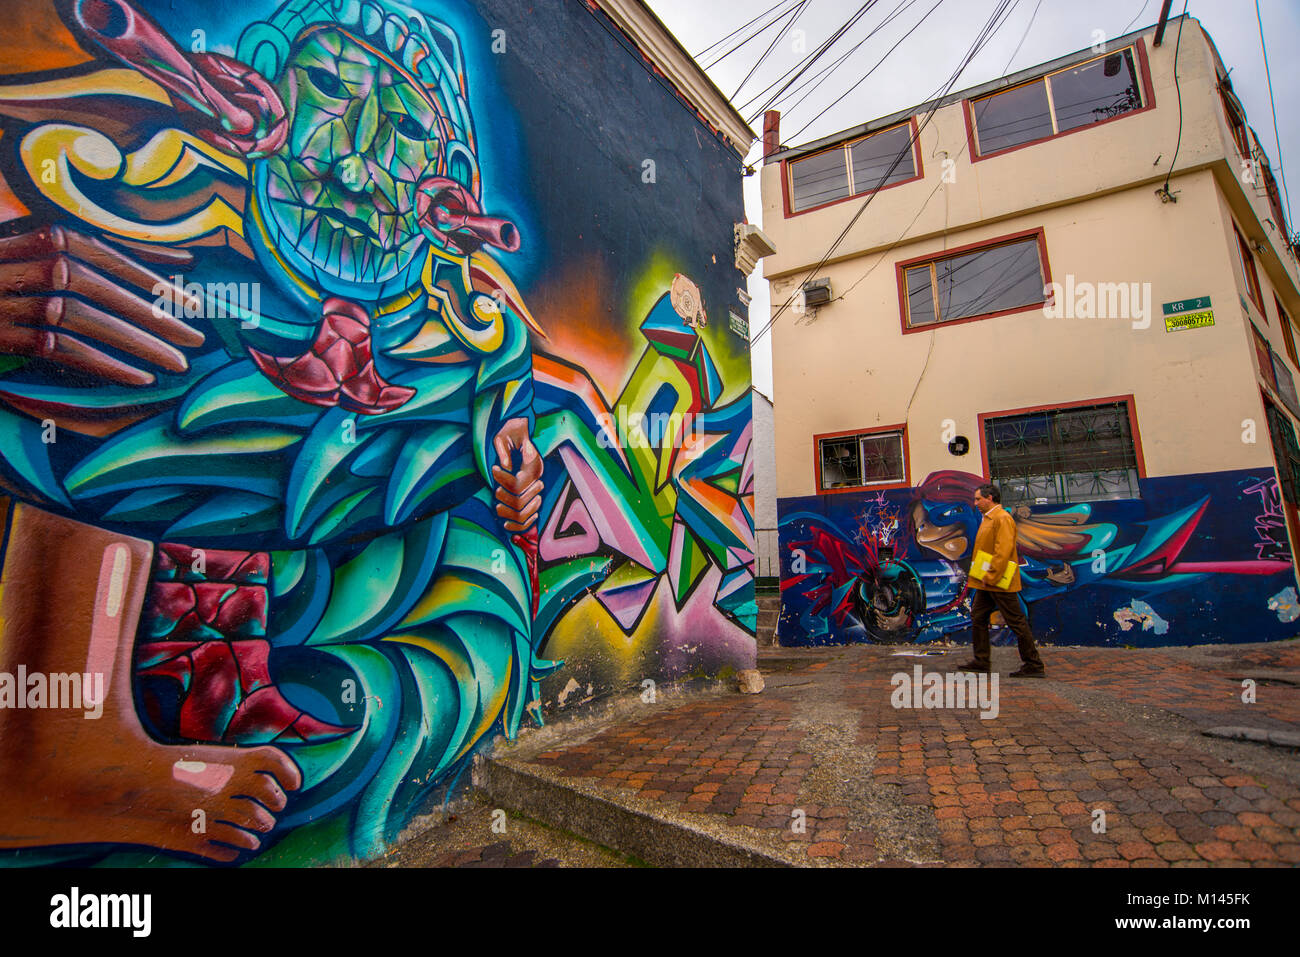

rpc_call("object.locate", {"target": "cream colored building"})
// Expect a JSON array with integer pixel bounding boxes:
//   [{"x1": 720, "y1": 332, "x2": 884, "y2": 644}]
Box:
[{"x1": 761, "y1": 15, "x2": 1300, "y2": 647}]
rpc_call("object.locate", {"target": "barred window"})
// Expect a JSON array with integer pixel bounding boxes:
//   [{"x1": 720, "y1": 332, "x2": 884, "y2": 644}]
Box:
[
  {"x1": 818, "y1": 430, "x2": 906, "y2": 491},
  {"x1": 984, "y1": 401, "x2": 1141, "y2": 505}
]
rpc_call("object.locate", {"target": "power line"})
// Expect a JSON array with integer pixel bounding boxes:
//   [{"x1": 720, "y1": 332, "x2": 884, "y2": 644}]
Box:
[
  {"x1": 772, "y1": 0, "x2": 928, "y2": 123},
  {"x1": 751, "y1": 0, "x2": 1022, "y2": 347},
  {"x1": 731, "y1": 0, "x2": 810, "y2": 101},
  {"x1": 1255, "y1": 0, "x2": 1294, "y2": 234},
  {"x1": 703, "y1": 0, "x2": 802, "y2": 69},
  {"x1": 741, "y1": 2, "x2": 882, "y2": 124},
  {"x1": 1159, "y1": 2, "x2": 1189, "y2": 197},
  {"x1": 694, "y1": 0, "x2": 795, "y2": 60},
  {"x1": 784, "y1": 0, "x2": 946, "y2": 142},
  {"x1": 1121, "y1": 0, "x2": 1154, "y2": 36}
]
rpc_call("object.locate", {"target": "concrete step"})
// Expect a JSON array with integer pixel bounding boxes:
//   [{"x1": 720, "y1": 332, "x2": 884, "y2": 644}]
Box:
[{"x1": 480, "y1": 758, "x2": 791, "y2": 867}]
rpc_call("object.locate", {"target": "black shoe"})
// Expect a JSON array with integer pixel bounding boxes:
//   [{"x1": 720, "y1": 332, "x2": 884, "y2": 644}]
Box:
[
  {"x1": 1009, "y1": 666, "x2": 1046, "y2": 678},
  {"x1": 955, "y1": 660, "x2": 990, "y2": 673}
]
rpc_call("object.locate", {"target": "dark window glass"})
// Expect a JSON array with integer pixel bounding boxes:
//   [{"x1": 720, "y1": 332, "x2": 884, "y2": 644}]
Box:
[
  {"x1": 861, "y1": 433, "x2": 905, "y2": 484},
  {"x1": 972, "y1": 80, "x2": 1053, "y2": 154},
  {"x1": 904, "y1": 236, "x2": 1045, "y2": 327},
  {"x1": 790, "y1": 148, "x2": 849, "y2": 212},
  {"x1": 1050, "y1": 50, "x2": 1141, "y2": 133},
  {"x1": 820, "y1": 437, "x2": 860, "y2": 489},
  {"x1": 936, "y1": 238, "x2": 1044, "y2": 321},
  {"x1": 985, "y1": 402, "x2": 1140, "y2": 505},
  {"x1": 905, "y1": 265, "x2": 937, "y2": 326},
  {"x1": 849, "y1": 125, "x2": 915, "y2": 193},
  {"x1": 1255, "y1": 325, "x2": 1278, "y2": 392}
]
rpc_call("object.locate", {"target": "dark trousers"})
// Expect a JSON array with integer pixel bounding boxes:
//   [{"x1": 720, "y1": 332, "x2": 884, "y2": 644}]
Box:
[{"x1": 970, "y1": 588, "x2": 1044, "y2": 671}]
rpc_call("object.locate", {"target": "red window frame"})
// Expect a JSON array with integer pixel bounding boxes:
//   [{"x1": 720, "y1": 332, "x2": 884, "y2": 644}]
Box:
[
  {"x1": 1278, "y1": 296, "x2": 1299, "y2": 368},
  {"x1": 814, "y1": 424, "x2": 911, "y2": 495},
  {"x1": 964, "y1": 40, "x2": 1157, "y2": 163},
  {"x1": 895, "y1": 227, "x2": 1052, "y2": 334},
  {"x1": 781, "y1": 118, "x2": 924, "y2": 217},
  {"x1": 977, "y1": 394, "x2": 1148, "y2": 487},
  {"x1": 1235, "y1": 224, "x2": 1266, "y2": 313}
]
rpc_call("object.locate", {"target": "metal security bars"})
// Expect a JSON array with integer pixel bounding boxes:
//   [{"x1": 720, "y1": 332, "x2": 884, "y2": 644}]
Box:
[{"x1": 984, "y1": 401, "x2": 1141, "y2": 505}]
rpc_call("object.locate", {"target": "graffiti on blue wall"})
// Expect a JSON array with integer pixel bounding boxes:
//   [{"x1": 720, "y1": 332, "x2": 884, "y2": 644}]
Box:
[{"x1": 778, "y1": 469, "x2": 1298, "y2": 647}]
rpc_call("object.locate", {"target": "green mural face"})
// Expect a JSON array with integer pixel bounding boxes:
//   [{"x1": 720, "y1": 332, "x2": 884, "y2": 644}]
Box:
[{"x1": 261, "y1": 28, "x2": 443, "y2": 288}]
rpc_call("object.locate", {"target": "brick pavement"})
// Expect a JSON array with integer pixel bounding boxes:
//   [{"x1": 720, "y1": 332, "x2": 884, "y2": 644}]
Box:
[{"x1": 516, "y1": 642, "x2": 1300, "y2": 866}]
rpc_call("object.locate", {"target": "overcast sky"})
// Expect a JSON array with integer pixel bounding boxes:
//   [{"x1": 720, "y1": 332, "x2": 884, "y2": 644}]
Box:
[{"x1": 644, "y1": 0, "x2": 1300, "y2": 398}]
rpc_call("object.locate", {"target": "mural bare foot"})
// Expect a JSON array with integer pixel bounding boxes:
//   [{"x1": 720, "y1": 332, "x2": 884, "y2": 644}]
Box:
[{"x1": 0, "y1": 503, "x2": 301, "y2": 862}]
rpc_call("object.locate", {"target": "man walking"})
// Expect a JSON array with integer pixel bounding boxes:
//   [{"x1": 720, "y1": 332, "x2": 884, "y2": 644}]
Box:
[{"x1": 957, "y1": 484, "x2": 1046, "y2": 678}]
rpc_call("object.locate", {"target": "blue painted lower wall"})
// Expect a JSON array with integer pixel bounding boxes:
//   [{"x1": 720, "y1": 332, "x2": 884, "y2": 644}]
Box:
[{"x1": 777, "y1": 468, "x2": 1300, "y2": 647}]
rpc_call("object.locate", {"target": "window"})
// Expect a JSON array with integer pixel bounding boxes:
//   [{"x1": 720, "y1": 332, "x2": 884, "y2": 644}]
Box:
[
  {"x1": 817, "y1": 428, "x2": 907, "y2": 491},
  {"x1": 970, "y1": 47, "x2": 1144, "y2": 157},
  {"x1": 1278, "y1": 297, "x2": 1298, "y2": 368},
  {"x1": 983, "y1": 400, "x2": 1142, "y2": 505},
  {"x1": 1252, "y1": 323, "x2": 1277, "y2": 392},
  {"x1": 900, "y1": 232, "x2": 1047, "y2": 329},
  {"x1": 1235, "y1": 225, "x2": 1265, "y2": 310},
  {"x1": 1220, "y1": 83, "x2": 1251, "y2": 158},
  {"x1": 789, "y1": 123, "x2": 917, "y2": 213}
]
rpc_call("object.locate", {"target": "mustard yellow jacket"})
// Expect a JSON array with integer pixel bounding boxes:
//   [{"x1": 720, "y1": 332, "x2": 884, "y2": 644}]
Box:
[{"x1": 969, "y1": 504, "x2": 1022, "y2": 592}]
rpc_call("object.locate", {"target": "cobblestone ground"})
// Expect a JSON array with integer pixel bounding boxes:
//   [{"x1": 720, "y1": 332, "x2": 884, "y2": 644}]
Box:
[{"x1": 515, "y1": 642, "x2": 1300, "y2": 866}]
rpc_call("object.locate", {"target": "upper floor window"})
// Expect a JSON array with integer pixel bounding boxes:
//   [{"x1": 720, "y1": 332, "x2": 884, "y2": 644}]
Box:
[
  {"x1": 817, "y1": 428, "x2": 907, "y2": 491},
  {"x1": 788, "y1": 122, "x2": 917, "y2": 213},
  {"x1": 1220, "y1": 83, "x2": 1251, "y2": 158},
  {"x1": 899, "y1": 231, "x2": 1048, "y2": 329},
  {"x1": 983, "y1": 400, "x2": 1142, "y2": 505},
  {"x1": 969, "y1": 47, "x2": 1144, "y2": 157},
  {"x1": 1278, "y1": 296, "x2": 1298, "y2": 368},
  {"x1": 1235, "y1": 224, "x2": 1265, "y2": 311}
]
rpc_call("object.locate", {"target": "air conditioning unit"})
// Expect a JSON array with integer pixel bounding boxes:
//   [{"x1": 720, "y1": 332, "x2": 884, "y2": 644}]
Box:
[{"x1": 801, "y1": 277, "x2": 832, "y2": 307}]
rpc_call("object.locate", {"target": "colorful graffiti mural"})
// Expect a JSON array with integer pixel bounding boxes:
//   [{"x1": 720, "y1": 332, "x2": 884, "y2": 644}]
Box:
[
  {"x1": 779, "y1": 469, "x2": 1298, "y2": 647},
  {"x1": 0, "y1": 0, "x2": 753, "y2": 864}
]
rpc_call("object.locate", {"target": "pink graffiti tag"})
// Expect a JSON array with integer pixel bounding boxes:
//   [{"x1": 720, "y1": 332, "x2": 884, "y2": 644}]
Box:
[{"x1": 1244, "y1": 477, "x2": 1292, "y2": 563}]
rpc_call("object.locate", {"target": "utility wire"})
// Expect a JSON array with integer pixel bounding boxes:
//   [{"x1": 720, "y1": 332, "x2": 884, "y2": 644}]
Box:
[
  {"x1": 772, "y1": 0, "x2": 924, "y2": 122},
  {"x1": 731, "y1": 0, "x2": 810, "y2": 101},
  {"x1": 1255, "y1": 0, "x2": 1294, "y2": 233},
  {"x1": 751, "y1": 0, "x2": 1021, "y2": 346},
  {"x1": 785, "y1": 0, "x2": 946, "y2": 141},
  {"x1": 694, "y1": 0, "x2": 795, "y2": 60},
  {"x1": 703, "y1": 0, "x2": 803, "y2": 69},
  {"x1": 1121, "y1": 0, "x2": 1153, "y2": 36},
  {"x1": 1159, "y1": 2, "x2": 1189, "y2": 196},
  {"x1": 741, "y1": 2, "x2": 881, "y2": 123}
]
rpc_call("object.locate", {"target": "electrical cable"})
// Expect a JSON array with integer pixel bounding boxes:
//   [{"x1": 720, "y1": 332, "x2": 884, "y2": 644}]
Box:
[
  {"x1": 1159, "y1": 2, "x2": 1189, "y2": 197},
  {"x1": 753, "y1": 0, "x2": 919, "y2": 119},
  {"x1": 694, "y1": 0, "x2": 796, "y2": 60},
  {"x1": 1254, "y1": 0, "x2": 1294, "y2": 233},
  {"x1": 751, "y1": 0, "x2": 1021, "y2": 346},
  {"x1": 703, "y1": 0, "x2": 803, "y2": 69},
  {"x1": 784, "y1": 0, "x2": 947, "y2": 142},
  {"x1": 1121, "y1": 0, "x2": 1153, "y2": 36},
  {"x1": 740, "y1": 2, "x2": 880, "y2": 122},
  {"x1": 731, "y1": 0, "x2": 810, "y2": 101}
]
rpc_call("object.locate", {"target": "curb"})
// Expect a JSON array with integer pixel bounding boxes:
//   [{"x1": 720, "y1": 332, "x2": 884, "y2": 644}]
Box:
[{"x1": 480, "y1": 758, "x2": 791, "y2": 868}]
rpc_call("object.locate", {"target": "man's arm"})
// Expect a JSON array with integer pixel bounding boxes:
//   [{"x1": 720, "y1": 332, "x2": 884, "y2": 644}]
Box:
[{"x1": 985, "y1": 512, "x2": 1017, "y2": 586}]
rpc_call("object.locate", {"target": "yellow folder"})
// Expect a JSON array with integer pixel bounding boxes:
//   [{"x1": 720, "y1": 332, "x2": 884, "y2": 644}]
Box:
[{"x1": 971, "y1": 549, "x2": 1016, "y2": 589}]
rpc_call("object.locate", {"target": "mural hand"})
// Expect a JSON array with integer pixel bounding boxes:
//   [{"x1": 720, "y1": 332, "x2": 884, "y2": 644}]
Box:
[
  {"x1": 0, "y1": 226, "x2": 204, "y2": 386},
  {"x1": 491, "y1": 417, "x2": 543, "y2": 532}
]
